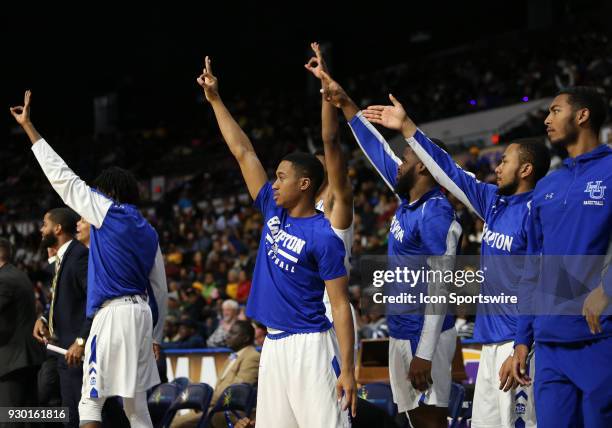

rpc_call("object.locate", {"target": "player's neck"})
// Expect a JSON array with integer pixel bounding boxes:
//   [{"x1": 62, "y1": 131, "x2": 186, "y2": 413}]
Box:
[
  {"x1": 287, "y1": 198, "x2": 317, "y2": 218},
  {"x1": 566, "y1": 131, "x2": 600, "y2": 158},
  {"x1": 513, "y1": 181, "x2": 534, "y2": 196},
  {"x1": 408, "y1": 179, "x2": 436, "y2": 204}
]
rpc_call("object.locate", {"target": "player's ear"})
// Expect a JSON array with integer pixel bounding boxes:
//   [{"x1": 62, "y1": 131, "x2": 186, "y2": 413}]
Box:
[
  {"x1": 299, "y1": 177, "x2": 312, "y2": 192},
  {"x1": 520, "y1": 162, "x2": 533, "y2": 180}
]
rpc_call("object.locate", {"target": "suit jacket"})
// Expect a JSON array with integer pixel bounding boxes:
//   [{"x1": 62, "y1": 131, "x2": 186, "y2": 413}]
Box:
[
  {"x1": 211, "y1": 345, "x2": 260, "y2": 406},
  {"x1": 0, "y1": 263, "x2": 45, "y2": 378},
  {"x1": 46, "y1": 240, "x2": 92, "y2": 350}
]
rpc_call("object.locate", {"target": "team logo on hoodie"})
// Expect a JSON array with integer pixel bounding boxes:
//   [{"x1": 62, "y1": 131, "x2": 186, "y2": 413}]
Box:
[{"x1": 584, "y1": 181, "x2": 606, "y2": 206}]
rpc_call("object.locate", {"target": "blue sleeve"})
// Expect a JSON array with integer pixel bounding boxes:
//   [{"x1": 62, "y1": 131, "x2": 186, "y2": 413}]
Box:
[
  {"x1": 348, "y1": 112, "x2": 401, "y2": 194},
  {"x1": 315, "y1": 230, "x2": 348, "y2": 281},
  {"x1": 420, "y1": 201, "x2": 462, "y2": 256},
  {"x1": 253, "y1": 182, "x2": 274, "y2": 216},
  {"x1": 515, "y1": 200, "x2": 542, "y2": 348},
  {"x1": 406, "y1": 129, "x2": 498, "y2": 220}
]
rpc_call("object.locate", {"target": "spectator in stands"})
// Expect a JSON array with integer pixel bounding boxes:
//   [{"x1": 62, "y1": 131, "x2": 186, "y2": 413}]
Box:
[
  {"x1": 171, "y1": 320, "x2": 259, "y2": 428},
  {"x1": 252, "y1": 321, "x2": 266, "y2": 347},
  {"x1": 162, "y1": 319, "x2": 204, "y2": 349},
  {"x1": 235, "y1": 270, "x2": 251, "y2": 303},
  {"x1": 207, "y1": 299, "x2": 239, "y2": 347}
]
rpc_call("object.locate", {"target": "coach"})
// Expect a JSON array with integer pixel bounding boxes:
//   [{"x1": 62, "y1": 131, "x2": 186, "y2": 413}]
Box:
[{"x1": 33, "y1": 208, "x2": 91, "y2": 428}]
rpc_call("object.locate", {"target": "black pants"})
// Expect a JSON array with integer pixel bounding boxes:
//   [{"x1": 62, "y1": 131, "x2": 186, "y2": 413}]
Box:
[
  {"x1": 0, "y1": 365, "x2": 40, "y2": 428},
  {"x1": 38, "y1": 355, "x2": 62, "y2": 407}
]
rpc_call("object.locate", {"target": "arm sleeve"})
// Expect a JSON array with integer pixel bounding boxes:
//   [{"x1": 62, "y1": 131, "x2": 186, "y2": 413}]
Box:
[
  {"x1": 348, "y1": 112, "x2": 402, "y2": 195},
  {"x1": 416, "y1": 206, "x2": 462, "y2": 361},
  {"x1": 515, "y1": 201, "x2": 542, "y2": 348},
  {"x1": 148, "y1": 246, "x2": 168, "y2": 344},
  {"x1": 315, "y1": 232, "x2": 348, "y2": 281},
  {"x1": 31, "y1": 139, "x2": 112, "y2": 228},
  {"x1": 405, "y1": 129, "x2": 498, "y2": 220}
]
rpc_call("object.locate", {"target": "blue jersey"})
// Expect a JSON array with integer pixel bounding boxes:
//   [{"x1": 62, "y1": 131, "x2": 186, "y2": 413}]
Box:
[
  {"x1": 245, "y1": 182, "x2": 347, "y2": 333},
  {"x1": 87, "y1": 194, "x2": 159, "y2": 317},
  {"x1": 349, "y1": 113, "x2": 459, "y2": 348},
  {"x1": 516, "y1": 144, "x2": 612, "y2": 345},
  {"x1": 32, "y1": 139, "x2": 168, "y2": 343},
  {"x1": 406, "y1": 129, "x2": 533, "y2": 344}
]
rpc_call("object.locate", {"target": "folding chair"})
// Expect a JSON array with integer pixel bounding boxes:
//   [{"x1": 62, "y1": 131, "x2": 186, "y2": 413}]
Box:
[
  {"x1": 147, "y1": 383, "x2": 179, "y2": 428},
  {"x1": 165, "y1": 383, "x2": 215, "y2": 428},
  {"x1": 357, "y1": 382, "x2": 397, "y2": 417},
  {"x1": 170, "y1": 376, "x2": 190, "y2": 393},
  {"x1": 205, "y1": 383, "x2": 256, "y2": 427},
  {"x1": 448, "y1": 382, "x2": 466, "y2": 428}
]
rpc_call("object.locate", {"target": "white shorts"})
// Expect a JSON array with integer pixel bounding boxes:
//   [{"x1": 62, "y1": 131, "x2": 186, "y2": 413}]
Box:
[
  {"x1": 256, "y1": 329, "x2": 350, "y2": 428},
  {"x1": 82, "y1": 295, "x2": 160, "y2": 398},
  {"x1": 389, "y1": 328, "x2": 456, "y2": 413},
  {"x1": 472, "y1": 341, "x2": 536, "y2": 428}
]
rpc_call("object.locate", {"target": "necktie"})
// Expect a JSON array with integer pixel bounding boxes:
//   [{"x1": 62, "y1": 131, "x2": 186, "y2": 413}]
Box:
[{"x1": 48, "y1": 258, "x2": 62, "y2": 338}]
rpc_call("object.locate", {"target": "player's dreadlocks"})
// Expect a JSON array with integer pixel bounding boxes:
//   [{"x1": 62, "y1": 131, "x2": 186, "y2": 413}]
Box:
[{"x1": 93, "y1": 166, "x2": 140, "y2": 205}]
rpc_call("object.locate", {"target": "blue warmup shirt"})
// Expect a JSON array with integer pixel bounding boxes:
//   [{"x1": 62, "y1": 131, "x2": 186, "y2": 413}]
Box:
[
  {"x1": 31, "y1": 138, "x2": 168, "y2": 343},
  {"x1": 407, "y1": 130, "x2": 533, "y2": 344},
  {"x1": 87, "y1": 194, "x2": 159, "y2": 318},
  {"x1": 516, "y1": 144, "x2": 612, "y2": 345},
  {"x1": 245, "y1": 182, "x2": 347, "y2": 333},
  {"x1": 349, "y1": 113, "x2": 459, "y2": 342}
]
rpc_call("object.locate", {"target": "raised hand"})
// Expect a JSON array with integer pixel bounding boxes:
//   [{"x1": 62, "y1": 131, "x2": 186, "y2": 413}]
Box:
[
  {"x1": 304, "y1": 41, "x2": 329, "y2": 80},
  {"x1": 362, "y1": 94, "x2": 416, "y2": 134},
  {"x1": 9, "y1": 90, "x2": 32, "y2": 126},
  {"x1": 196, "y1": 56, "x2": 220, "y2": 102},
  {"x1": 316, "y1": 70, "x2": 350, "y2": 109}
]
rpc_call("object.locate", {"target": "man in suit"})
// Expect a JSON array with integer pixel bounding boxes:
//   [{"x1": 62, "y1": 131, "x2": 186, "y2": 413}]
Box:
[
  {"x1": 172, "y1": 320, "x2": 260, "y2": 428},
  {"x1": 0, "y1": 238, "x2": 45, "y2": 426},
  {"x1": 32, "y1": 208, "x2": 91, "y2": 428}
]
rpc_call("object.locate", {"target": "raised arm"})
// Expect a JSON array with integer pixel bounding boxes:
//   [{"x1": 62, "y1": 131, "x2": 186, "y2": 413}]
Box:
[
  {"x1": 316, "y1": 71, "x2": 401, "y2": 196},
  {"x1": 305, "y1": 43, "x2": 353, "y2": 229},
  {"x1": 196, "y1": 57, "x2": 268, "y2": 200},
  {"x1": 363, "y1": 95, "x2": 497, "y2": 220},
  {"x1": 10, "y1": 91, "x2": 112, "y2": 228}
]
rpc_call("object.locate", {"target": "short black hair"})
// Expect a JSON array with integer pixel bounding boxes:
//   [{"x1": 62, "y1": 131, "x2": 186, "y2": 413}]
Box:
[
  {"x1": 558, "y1": 86, "x2": 608, "y2": 134},
  {"x1": 513, "y1": 138, "x2": 551, "y2": 183},
  {"x1": 0, "y1": 238, "x2": 12, "y2": 262},
  {"x1": 47, "y1": 207, "x2": 79, "y2": 236},
  {"x1": 93, "y1": 166, "x2": 140, "y2": 205},
  {"x1": 281, "y1": 152, "x2": 325, "y2": 195},
  {"x1": 234, "y1": 320, "x2": 255, "y2": 343}
]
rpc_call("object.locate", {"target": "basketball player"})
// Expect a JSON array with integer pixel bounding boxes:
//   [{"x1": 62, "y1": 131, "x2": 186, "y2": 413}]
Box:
[
  {"x1": 304, "y1": 42, "x2": 359, "y2": 356},
  {"x1": 512, "y1": 87, "x2": 612, "y2": 427},
  {"x1": 362, "y1": 94, "x2": 551, "y2": 428},
  {"x1": 316, "y1": 70, "x2": 461, "y2": 428},
  {"x1": 196, "y1": 57, "x2": 356, "y2": 427},
  {"x1": 10, "y1": 91, "x2": 168, "y2": 428}
]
